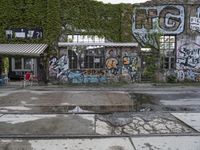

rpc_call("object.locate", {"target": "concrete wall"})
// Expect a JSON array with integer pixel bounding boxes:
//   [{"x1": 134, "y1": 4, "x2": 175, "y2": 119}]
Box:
[{"x1": 132, "y1": 1, "x2": 200, "y2": 81}]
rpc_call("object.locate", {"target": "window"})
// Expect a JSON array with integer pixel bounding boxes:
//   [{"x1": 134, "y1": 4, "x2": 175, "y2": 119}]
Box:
[
  {"x1": 68, "y1": 50, "x2": 77, "y2": 69},
  {"x1": 12, "y1": 58, "x2": 33, "y2": 71},
  {"x1": 160, "y1": 35, "x2": 176, "y2": 70},
  {"x1": 163, "y1": 57, "x2": 175, "y2": 70},
  {"x1": 14, "y1": 58, "x2": 22, "y2": 70},
  {"x1": 84, "y1": 49, "x2": 104, "y2": 69},
  {"x1": 68, "y1": 48, "x2": 105, "y2": 70},
  {"x1": 24, "y1": 58, "x2": 32, "y2": 70},
  {"x1": 84, "y1": 56, "x2": 104, "y2": 69},
  {"x1": 160, "y1": 35, "x2": 175, "y2": 52}
]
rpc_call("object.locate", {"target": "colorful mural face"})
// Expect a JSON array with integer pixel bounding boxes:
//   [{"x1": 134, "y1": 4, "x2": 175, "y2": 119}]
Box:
[
  {"x1": 105, "y1": 48, "x2": 121, "y2": 76},
  {"x1": 106, "y1": 58, "x2": 118, "y2": 70},
  {"x1": 49, "y1": 47, "x2": 139, "y2": 84},
  {"x1": 190, "y1": 7, "x2": 200, "y2": 32},
  {"x1": 132, "y1": 5, "x2": 185, "y2": 48}
]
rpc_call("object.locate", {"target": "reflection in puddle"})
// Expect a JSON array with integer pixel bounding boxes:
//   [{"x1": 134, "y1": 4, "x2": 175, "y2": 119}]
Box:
[{"x1": 68, "y1": 106, "x2": 91, "y2": 113}]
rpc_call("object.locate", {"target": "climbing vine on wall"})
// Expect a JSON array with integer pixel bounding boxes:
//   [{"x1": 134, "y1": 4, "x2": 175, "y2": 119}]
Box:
[
  {"x1": 0, "y1": 0, "x2": 47, "y2": 43},
  {"x1": 0, "y1": 0, "x2": 133, "y2": 45},
  {"x1": 143, "y1": 51, "x2": 160, "y2": 81},
  {"x1": 63, "y1": 1, "x2": 133, "y2": 42},
  {"x1": 45, "y1": 0, "x2": 62, "y2": 46}
]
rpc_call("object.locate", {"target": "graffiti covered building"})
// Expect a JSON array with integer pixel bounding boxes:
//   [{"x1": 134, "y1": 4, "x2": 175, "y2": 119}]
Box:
[
  {"x1": 49, "y1": 39, "x2": 139, "y2": 84},
  {"x1": 133, "y1": 0, "x2": 200, "y2": 81}
]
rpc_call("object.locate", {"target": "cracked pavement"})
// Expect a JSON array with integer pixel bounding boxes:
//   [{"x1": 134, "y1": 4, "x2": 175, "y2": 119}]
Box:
[
  {"x1": 96, "y1": 113, "x2": 194, "y2": 135},
  {"x1": 0, "y1": 86, "x2": 200, "y2": 149}
]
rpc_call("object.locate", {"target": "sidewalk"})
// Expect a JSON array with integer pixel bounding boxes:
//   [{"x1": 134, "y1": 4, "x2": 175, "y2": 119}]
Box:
[
  {"x1": 0, "y1": 113, "x2": 198, "y2": 136},
  {"x1": 0, "y1": 113, "x2": 199, "y2": 150},
  {"x1": 0, "y1": 86, "x2": 200, "y2": 149},
  {"x1": 0, "y1": 136, "x2": 200, "y2": 150}
]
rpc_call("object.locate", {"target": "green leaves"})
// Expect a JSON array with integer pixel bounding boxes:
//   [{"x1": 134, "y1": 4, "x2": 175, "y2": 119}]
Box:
[
  {"x1": 45, "y1": 0, "x2": 62, "y2": 45},
  {"x1": 0, "y1": 0, "x2": 133, "y2": 44},
  {"x1": 61, "y1": 0, "x2": 133, "y2": 42}
]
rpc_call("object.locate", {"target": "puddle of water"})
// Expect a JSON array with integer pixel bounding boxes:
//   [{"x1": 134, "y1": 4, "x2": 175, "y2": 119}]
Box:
[{"x1": 129, "y1": 93, "x2": 156, "y2": 112}]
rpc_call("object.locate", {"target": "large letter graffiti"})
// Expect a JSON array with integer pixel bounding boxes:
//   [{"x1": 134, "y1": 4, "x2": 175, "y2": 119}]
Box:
[
  {"x1": 190, "y1": 7, "x2": 200, "y2": 32},
  {"x1": 176, "y1": 43, "x2": 200, "y2": 81},
  {"x1": 132, "y1": 5, "x2": 185, "y2": 49},
  {"x1": 159, "y1": 6, "x2": 183, "y2": 32},
  {"x1": 135, "y1": 9, "x2": 157, "y2": 30}
]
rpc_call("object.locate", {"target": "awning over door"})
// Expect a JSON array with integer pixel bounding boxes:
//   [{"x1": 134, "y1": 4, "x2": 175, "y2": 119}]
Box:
[{"x1": 0, "y1": 44, "x2": 48, "y2": 57}]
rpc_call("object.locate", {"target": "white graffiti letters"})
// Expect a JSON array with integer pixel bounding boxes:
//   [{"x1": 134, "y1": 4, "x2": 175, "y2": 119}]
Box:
[
  {"x1": 190, "y1": 7, "x2": 200, "y2": 32},
  {"x1": 177, "y1": 70, "x2": 200, "y2": 81},
  {"x1": 177, "y1": 43, "x2": 200, "y2": 70}
]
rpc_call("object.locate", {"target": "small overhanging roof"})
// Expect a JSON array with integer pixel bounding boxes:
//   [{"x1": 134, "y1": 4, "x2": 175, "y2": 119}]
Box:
[
  {"x1": 58, "y1": 42, "x2": 138, "y2": 47},
  {"x1": 0, "y1": 44, "x2": 48, "y2": 57}
]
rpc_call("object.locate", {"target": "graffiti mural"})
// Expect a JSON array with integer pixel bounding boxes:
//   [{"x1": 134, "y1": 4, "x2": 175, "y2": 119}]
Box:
[
  {"x1": 49, "y1": 54, "x2": 107, "y2": 84},
  {"x1": 176, "y1": 42, "x2": 200, "y2": 81},
  {"x1": 49, "y1": 55, "x2": 69, "y2": 79},
  {"x1": 190, "y1": 7, "x2": 200, "y2": 32},
  {"x1": 49, "y1": 47, "x2": 139, "y2": 84},
  {"x1": 177, "y1": 43, "x2": 200, "y2": 69},
  {"x1": 106, "y1": 58, "x2": 118, "y2": 69},
  {"x1": 122, "y1": 51, "x2": 139, "y2": 81},
  {"x1": 67, "y1": 70, "x2": 107, "y2": 84},
  {"x1": 132, "y1": 5, "x2": 185, "y2": 48},
  {"x1": 105, "y1": 48, "x2": 121, "y2": 76},
  {"x1": 176, "y1": 70, "x2": 200, "y2": 81}
]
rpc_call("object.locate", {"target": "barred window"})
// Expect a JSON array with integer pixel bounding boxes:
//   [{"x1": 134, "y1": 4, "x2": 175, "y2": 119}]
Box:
[
  {"x1": 68, "y1": 50, "x2": 77, "y2": 69},
  {"x1": 84, "y1": 49, "x2": 104, "y2": 69}
]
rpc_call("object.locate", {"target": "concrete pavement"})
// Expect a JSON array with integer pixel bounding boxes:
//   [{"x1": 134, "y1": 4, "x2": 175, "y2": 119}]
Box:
[
  {"x1": 0, "y1": 113, "x2": 197, "y2": 136},
  {"x1": 0, "y1": 136, "x2": 200, "y2": 150},
  {"x1": 0, "y1": 87, "x2": 200, "y2": 113},
  {"x1": 0, "y1": 86, "x2": 200, "y2": 149},
  {"x1": 0, "y1": 90, "x2": 134, "y2": 113},
  {"x1": 172, "y1": 113, "x2": 200, "y2": 132},
  {"x1": 132, "y1": 136, "x2": 200, "y2": 150}
]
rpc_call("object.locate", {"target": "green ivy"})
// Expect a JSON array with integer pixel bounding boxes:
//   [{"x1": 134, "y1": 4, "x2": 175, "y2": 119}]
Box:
[
  {"x1": 0, "y1": 0, "x2": 133, "y2": 45},
  {"x1": 61, "y1": 1, "x2": 133, "y2": 42},
  {"x1": 45, "y1": 0, "x2": 62, "y2": 45},
  {"x1": 143, "y1": 54, "x2": 158, "y2": 81}
]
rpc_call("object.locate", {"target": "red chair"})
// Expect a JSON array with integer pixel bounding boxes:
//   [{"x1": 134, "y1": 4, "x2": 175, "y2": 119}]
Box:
[{"x1": 23, "y1": 72, "x2": 33, "y2": 87}]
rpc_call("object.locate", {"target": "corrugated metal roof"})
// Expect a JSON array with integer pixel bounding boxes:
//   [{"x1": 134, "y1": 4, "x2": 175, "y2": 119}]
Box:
[
  {"x1": 58, "y1": 42, "x2": 138, "y2": 47},
  {"x1": 0, "y1": 44, "x2": 48, "y2": 57}
]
